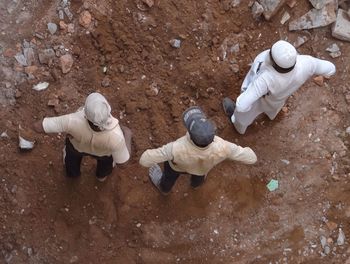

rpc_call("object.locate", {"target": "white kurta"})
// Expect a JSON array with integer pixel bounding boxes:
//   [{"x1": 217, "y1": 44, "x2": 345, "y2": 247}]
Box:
[{"x1": 233, "y1": 50, "x2": 336, "y2": 134}]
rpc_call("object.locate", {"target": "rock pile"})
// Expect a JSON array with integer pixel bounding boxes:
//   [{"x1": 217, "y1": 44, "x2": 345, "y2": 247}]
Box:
[{"x1": 250, "y1": 0, "x2": 350, "y2": 42}]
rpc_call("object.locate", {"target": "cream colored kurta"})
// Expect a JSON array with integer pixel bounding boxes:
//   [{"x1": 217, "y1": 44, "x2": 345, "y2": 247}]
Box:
[
  {"x1": 43, "y1": 110, "x2": 130, "y2": 164},
  {"x1": 233, "y1": 50, "x2": 336, "y2": 134},
  {"x1": 139, "y1": 134, "x2": 257, "y2": 176}
]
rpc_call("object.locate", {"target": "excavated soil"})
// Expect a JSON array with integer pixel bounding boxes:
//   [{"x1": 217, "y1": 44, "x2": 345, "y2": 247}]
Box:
[{"x1": 1, "y1": 0, "x2": 350, "y2": 263}]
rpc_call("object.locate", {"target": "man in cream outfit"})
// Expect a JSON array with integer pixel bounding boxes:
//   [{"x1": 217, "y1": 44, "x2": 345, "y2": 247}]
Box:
[
  {"x1": 34, "y1": 92, "x2": 131, "y2": 182},
  {"x1": 139, "y1": 106, "x2": 257, "y2": 194},
  {"x1": 223, "y1": 40, "x2": 336, "y2": 134}
]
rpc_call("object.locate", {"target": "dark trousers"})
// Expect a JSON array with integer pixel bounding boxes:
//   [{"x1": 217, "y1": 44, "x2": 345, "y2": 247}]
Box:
[
  {"x1": 159, "y1": 161, "x2": 205, "y2": 193},
  {"x1": 65, "y1": 138, "x2": 113, "y2": 179}
]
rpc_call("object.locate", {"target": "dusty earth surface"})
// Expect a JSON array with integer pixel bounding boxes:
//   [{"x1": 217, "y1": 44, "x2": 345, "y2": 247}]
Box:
[{"x1": 1, "y1": 0, "x2": 350, "y2": 263}]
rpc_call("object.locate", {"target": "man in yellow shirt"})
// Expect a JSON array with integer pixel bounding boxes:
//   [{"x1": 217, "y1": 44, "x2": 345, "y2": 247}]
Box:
[
  {"x1": 139, "y1": 106, "x2": 257, "y2": 194},
  {"x1": 34, "y1": 92, "x2": 132, "y2": 182}
]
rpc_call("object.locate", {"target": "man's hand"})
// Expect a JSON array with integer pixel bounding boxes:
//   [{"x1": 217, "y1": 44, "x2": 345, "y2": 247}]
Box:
[{"x1": 33, "y1": 120, "x2": 45, "y2": 133}]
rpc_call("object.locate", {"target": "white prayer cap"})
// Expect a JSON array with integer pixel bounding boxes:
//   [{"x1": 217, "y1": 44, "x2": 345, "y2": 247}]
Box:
[{"x1": 271, "y1": 40, "x2": 297, "y2": 69}]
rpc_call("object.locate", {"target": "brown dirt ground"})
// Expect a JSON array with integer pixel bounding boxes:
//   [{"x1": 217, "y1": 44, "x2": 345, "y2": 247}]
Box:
[{"x1": 1, "y1": 0, "x2": 350, "y2": 263}]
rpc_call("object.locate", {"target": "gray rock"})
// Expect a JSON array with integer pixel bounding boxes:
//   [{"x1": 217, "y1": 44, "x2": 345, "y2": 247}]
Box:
[
  {"x1": 337, "y1": 228, "x2": 345, "y2": 245},
  {"x1": 101, "y1": 76, "x2": 111, "y2": 87},
  {"x1": 280, "y1": 11, "x2": 290, "y2": 24},
  {"x1": 27, "y1": 247, "x2": 33, "y2": 256},
  {"x1": 19, "y1": 136, "x2": 35, "y2": 150},
  {"x1": 346, "y1": 127, "x2": 350, "y2": 134},
  {"x1": 15, "y1": 53, "x2": 27, "y2": 66},
  {"x1": 7, "y1": 1, "x2": 19, "y2": 14},
  {"x1": 309, "y1": 0, "x2": 333, "y2": 9},
  {"x1": 169, "y1": 39, "x2": 181, "y2": 48},
  {"x1": 23, "y1": 48, "x2": 35, "y2": 66},
  {"x1": 35, "y1": 32, "x2": 45, "y2": 40},
  {"x1": 289, "y1": 3, "x2": 337, "y2": 30},
  {"x1": 47, "y1": 23, "x2": 58, "y2": 35},
  {"x1": 258, "y1": 0, "x2": 286, "y2": 20},
  {"x1": 326, "y1": 43, "x2": 341, "y2": 58},
  {"x1": 293, "y1": 36, "x2": 309, "y2": 48},
  {"x1": 38, "y1": 49, "x2": 55, "y2": 65},
  {"x1": 70, "y1": 256, "x2": 79, "y2": 263},
  {"x1": 58, "y1": 9, "x2": 65, "y2": 20},
  {"x1": 252, "y1": 1, "x2": 264, "y2": 19},
  {"x1": 332, "y1": 9, "x2": 350, "y2": 42},
  {"x1": 60, "y1": 54, "x2": 74, "y2": 73},
  {"x1": 64, "y1": 7, "x2": 73, "y2": 21},
  {"x1": 320, "y1": 235, "x2": 327, "y2": 248},
  {"x1": 324, "y1": 245, "x2": 330, "y2": 255}
]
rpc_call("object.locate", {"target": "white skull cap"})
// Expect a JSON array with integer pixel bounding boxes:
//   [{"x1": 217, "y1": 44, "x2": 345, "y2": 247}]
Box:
[
  {"x1": 271, "y1": 40, "x2": 297, "y2": 69},
  {"x1": 84, "y1": 93, "x2": 116, "y2": 130}
]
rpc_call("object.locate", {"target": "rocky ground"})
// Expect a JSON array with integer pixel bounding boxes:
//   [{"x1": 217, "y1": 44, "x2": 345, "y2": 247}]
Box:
[{"x1": 1, "y1": 0, "x2": 350, "y2": 263}]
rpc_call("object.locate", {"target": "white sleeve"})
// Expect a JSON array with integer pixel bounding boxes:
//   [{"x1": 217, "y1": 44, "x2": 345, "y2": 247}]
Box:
[
  {"x1": 111, "y1": 140, "x2": 130, "y2": 164},
  {"x1": 236, "y1": 75, "x2": 269, "y2": 112},
  {"x1": 139, "y1": 143, "x2": 174, "y2": 167},
  {"x1": 311, "y1": 57, "x2": 336, "y2": 78},
  {"x1": 42, "y1": 114, "x2": 71, "y2": 133}
]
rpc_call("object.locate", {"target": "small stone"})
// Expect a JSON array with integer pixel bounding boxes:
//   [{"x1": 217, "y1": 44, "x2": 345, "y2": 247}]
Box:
[
  {"x1": 38, "y1": 49, "x2": 55, "y2": 65},
  {"x1": 251, "y1": 2, "x2": 264, "y2": 19},
  {"x1": 72, "y1": 46, "x2": 80, "y2": 57},
  {"x1": 142, "y1": 0, "x2": 154, "y2": 7},
  {"x1": 326, "y1": 221, "x2": 338, "y2": 231},
  {"x1": 280, "y1": 159, "x2": 290, "y2": 165},
  {"x1": 23, "y1": 48, "x2": 35, "y2": 66},
  {"x1": 64, "y1": 7, "x2": 73, "y2": 21},
  {"x1": 320, "y1": 235, "x2": 327, "y2": 248},
  {"x1": 169, "y1": 39, "x2": 181, "y2": 48},
  {"x1": 259, "y1": 0, "x2": 286, "y2": 20},
  {"x1": 280, "y1": 12, "x2": 290, "y2": 24},
  {"x1": 70, "y1": 256, "x2": 79, "y2": 263},
  {"x1": 286, "y1": 0, "x2": 296, "y2": 8},
  {"x1": 229, "y1": 64, "x2": 239, "y2": 73},
  {"x1": 58, "y1": 9, "x2": 64, "y2": 20},
  {"x1": 24, "y1": 65, "x2": 38, "y2": 75},
  {"x1": 48, "y1": 99, "x2": 59, "y2": 107},
  {"x1": 282, "y1": 106, "x2": 289, "y2": 113},
  {"x1": 59, "y1": 21, "x2": 68, "y2": 30},
  {"x1": 67, "y1": 23, "x2": 75, "y2": 33},
  {"x1": 324, "y1": 245, "x2": 331, "y2": 255},
  {"x1": 60, "y1": 54, "x2": 74, "y2": 73},
  {"x1": 47, "y1": 22, "x2": 58, "y2": 35},
  {"x1": 35, "y1": 32, "x2": 45, "y2": 40},
  {"x1": 33, "y1": 82, "x2": 49, "y2": 91},
  {"x1": 309, "y1": 0, "x2": 333, "y2": 10},
  {"x1": 15, "y1": 90, "x2": 22, "y2": 98},
  {"x1": 15, "y1": 53, "x2": 27, "y2": 66},
  {"x1": 346, "y1": 127, "x2": 350, "y2": 134},
  {"x1": 1, "y1": 131, "x2": 10, "y2": 139},
  {"x1": 313, "y1": 76, "x2": 324, "y2": 86},
  {"x1": 101, "y1": 76, "x2": 111, "y2": 87},
  {"x1": 27, "y1": 247, "x2": 33, "y2": 256},
  {"x1": 326, "y1": 43, "x2": 341, "y2": 58},
  {"x1": 136, "y1": 223, "x2": 142, "y2": 228},
  {"x1": 79, "y1": 11, "x2": 92, "y2": 28},
  {"x1": 19, "y1": 136, "x2": 35, "y2": 150},
  {"x1": 337, "y1": 228, "x2": 345, "y2": 246},
  {"x1": 326, "y1": 43, "x2": 340, "y2": 53}
]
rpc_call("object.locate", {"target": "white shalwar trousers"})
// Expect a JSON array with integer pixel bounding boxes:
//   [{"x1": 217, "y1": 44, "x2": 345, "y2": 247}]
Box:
[{"x1": 233, "y1": 98, "x2": 282, "y2": 134}]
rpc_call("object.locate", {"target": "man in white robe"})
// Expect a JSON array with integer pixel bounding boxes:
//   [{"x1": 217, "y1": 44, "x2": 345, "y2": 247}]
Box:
[{"x1": 223, "y1": 40, "x2": 336, "y2": 134}]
